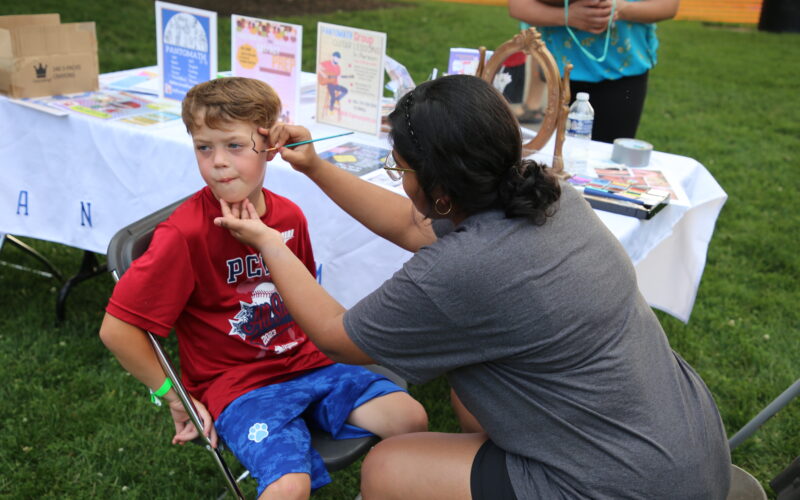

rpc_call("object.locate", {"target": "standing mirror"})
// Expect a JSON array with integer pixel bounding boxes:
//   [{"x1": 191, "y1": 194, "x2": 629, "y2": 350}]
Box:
[{"x1": 480, "y1": 28, "x2": 572, "y2": 175}]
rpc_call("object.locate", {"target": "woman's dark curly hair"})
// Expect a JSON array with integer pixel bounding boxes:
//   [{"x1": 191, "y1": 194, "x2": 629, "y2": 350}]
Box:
[{"x1": 388, "y1": 74, "x2": 560, "y2": 224}]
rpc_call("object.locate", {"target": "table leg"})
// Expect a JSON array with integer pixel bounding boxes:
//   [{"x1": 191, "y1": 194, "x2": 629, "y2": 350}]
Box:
[
  {"x1": 56, "y1": 250, "x2": 107, "y2": 322},
  {"x1": 2, "y1": 235, "x2": 65, "y2": 281}
]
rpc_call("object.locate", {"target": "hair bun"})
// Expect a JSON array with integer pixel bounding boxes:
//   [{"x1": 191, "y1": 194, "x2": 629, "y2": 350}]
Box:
[{"x1": 499, "y1": 159, "x2": 561, "y2": 224}]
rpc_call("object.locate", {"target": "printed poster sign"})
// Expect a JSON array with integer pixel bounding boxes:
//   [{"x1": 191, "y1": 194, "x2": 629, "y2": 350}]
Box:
[
  {"x1": 316, "y1": 22, "x2": 386, "y2": 135},
  {"x1": 447, "y1": 48, "x2": 493, "y2": 76},
  {"x1": 232, "y1": 15, "x2": 302, "y2": 124},
  {"x1": 155, "y1": 1, "x2": 217, "y2": 101}
]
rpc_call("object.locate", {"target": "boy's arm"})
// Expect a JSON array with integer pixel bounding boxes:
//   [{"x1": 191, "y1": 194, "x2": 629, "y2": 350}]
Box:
[
  {"x1": 100, "y1": 313, "x2": 172, "y2": 389},
  {"x1": 99, "y1": 313, "x2": 217, "y2": 447},
  {"x1": 261, "y1": 124, "x2": 437, "y2": 253}
]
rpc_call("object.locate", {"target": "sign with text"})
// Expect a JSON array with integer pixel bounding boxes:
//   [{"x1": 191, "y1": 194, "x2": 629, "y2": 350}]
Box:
[
  {"x1": 315, "y1": 22, "x2": 385, "y2": 135},
  {"x1": 232, "y1": 15, "x2": 302, "y2": 124},
  {"x1": 155, "y1": 1, "x2": 217, "y2": 101},
  {"x1": 447, "y1": 47, "x2": 493, "y2": 76}
]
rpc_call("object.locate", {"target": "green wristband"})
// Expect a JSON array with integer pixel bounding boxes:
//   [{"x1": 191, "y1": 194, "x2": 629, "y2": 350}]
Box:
[{"x1": 149, "y1": 377, "x2": 173, "y2": 406}]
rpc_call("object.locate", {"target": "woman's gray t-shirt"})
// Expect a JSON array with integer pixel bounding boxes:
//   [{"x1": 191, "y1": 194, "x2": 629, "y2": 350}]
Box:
[{"x1": 344, "y1": 184, "x2": 730, "y2": 499}]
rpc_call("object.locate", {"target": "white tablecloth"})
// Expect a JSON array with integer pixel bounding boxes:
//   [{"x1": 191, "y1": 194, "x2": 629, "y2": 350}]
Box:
[{"x1": 0, "y1": 71, "x2": 726, "y2": 322}]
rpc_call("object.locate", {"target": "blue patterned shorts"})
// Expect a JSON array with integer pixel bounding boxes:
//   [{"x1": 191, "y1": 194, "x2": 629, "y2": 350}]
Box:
[{"x1": 214, "y1": 363, "x2": 404, "y2": 495}]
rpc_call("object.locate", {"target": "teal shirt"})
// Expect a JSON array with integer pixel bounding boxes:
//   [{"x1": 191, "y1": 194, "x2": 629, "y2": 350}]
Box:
[{"x1": 524, "y1": 4, "x2": 660, "y2": 83}]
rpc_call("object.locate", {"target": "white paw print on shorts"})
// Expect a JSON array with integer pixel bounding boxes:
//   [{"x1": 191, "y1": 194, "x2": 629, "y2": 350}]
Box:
[{"x1": 248, "y1": 422, "x2": 269, "y2": 443}]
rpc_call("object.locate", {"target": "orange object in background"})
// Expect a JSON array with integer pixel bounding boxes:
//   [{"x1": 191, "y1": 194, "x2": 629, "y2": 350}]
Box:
[{"x1": 675, "y1": 0, "x2": 762, "y2": 24}]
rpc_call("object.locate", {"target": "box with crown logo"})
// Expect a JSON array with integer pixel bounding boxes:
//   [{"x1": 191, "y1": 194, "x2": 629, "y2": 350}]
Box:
[{"x1": 0, "y1": 14, "x2": 99, "y2": 99}]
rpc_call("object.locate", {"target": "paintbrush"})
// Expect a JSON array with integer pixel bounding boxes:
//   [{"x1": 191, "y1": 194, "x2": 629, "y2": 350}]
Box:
[{"x1": 257, "y1": 131, "x2": 354, "y2": 153}]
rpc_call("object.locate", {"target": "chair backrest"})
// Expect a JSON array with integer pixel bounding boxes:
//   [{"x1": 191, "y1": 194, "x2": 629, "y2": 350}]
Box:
[{"x1": 106, "y1": 196, "x2": 188, "y2": 279}]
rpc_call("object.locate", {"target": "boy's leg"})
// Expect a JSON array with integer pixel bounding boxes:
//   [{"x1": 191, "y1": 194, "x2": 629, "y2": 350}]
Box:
[
  {"x1": 257, "y1": 473, "x2": 309, "y2": 500},
  {"x1": 307, "y1": 364, "x2": 427, "y2": 440},
  {"x1": 346, "y1": 390, "x2": 428, "y2": 438},
  {"x1": 215, "y1": 382, "x2": 332, "y2": 497}
]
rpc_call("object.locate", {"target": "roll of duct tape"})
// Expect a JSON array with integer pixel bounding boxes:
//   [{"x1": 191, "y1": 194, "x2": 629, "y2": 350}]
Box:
[{"x1": 611, "y1": 138, "x2": 653, "y2": 167}]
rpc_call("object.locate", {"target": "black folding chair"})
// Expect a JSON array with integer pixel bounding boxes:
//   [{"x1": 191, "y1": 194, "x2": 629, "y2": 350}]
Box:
[
  {"x1": 106, "y1": 197, "x2": 405, "y2": 498},
  {"x1": 770, "y1": 456, "x2": 800, "y2": 500},
  {"x1": 729, "y1": 377, "x2": 800, "y2": 450}
]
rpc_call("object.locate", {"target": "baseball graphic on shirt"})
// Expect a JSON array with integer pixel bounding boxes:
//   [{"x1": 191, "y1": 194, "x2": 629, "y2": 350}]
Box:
[
  {"x1": 251, "y1": 282, "x2": 276, "y2": 305},
  {"x1": 229, "y1": 278, "x2": 300, "y2": 354}
]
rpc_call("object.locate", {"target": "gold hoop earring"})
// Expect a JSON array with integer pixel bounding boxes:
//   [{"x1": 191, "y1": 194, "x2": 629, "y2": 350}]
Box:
[{"x1": 434, "y1": 198, "x2": 452, "y2": 216}]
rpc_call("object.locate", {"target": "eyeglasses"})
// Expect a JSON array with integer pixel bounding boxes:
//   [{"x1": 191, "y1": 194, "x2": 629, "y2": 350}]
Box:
[{"x1": 383, "y1": 152, "x2": 414, "y2": 181}]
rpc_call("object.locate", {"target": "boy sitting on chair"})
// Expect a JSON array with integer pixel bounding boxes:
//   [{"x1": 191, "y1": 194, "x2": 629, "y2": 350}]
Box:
[{"x1": 99, "y1": 77, "x2": 427, "y2": 499}]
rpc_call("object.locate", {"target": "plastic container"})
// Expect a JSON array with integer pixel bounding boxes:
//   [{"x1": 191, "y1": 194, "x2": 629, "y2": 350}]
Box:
[{"x1": 566, "y1": 92, "x2": 594, "y2": 177}]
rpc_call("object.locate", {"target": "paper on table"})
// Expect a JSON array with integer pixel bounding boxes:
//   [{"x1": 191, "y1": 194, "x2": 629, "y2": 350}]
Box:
[
  {"x1": 104, "y1": 70, "x2": 160, "y2": 95},
  {"x1": 319, "y1": 141, "x2": 390, "y2": 177}
]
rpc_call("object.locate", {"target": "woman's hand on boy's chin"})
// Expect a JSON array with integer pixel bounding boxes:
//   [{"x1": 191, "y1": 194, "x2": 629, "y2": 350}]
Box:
[
  {"x1": 258, "y1": 124, "x2": 319, "y2": 176},
  {"x1": 214, "y1": 199, "x2": 282, "y2": 250}
]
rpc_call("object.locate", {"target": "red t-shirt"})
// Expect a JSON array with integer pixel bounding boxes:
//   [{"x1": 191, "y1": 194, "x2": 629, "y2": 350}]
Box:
[{"x1": 107, "y1": 187, "x2": 333, "y2": 418}]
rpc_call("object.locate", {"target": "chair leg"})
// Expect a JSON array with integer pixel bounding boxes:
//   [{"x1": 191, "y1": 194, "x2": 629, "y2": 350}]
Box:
[
  {"x1": 216, "y1": 469, "x2": 251, "y2": 500},
  {"x1": 147, "y1": 333, "x2": 247, "y2": 499},
  {"x1": 729, "y1": 379, "x2": 800, "y2": 450},
  {"x1": 206, "y1": 444, "x2": 247, "y2": 500}
]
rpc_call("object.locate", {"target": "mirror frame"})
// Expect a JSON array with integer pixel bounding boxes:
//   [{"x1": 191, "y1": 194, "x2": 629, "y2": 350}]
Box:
[{"x1": 480, "y1": 27, "x2": 571, "y2": 175}]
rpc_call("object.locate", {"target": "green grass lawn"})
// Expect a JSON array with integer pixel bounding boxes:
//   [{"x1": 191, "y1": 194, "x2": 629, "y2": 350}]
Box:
[{"x1": 1, "y1": 1, "x2": 798, "y2": 498}]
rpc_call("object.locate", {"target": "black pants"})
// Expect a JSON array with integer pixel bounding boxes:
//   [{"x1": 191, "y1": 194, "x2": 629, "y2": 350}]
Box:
[
  {"x1": 471, "y1": 440, "x2": 518, "y2": 500},
  {"x1": 570, "y1": 71, "x2": 649, "y2": 144}
]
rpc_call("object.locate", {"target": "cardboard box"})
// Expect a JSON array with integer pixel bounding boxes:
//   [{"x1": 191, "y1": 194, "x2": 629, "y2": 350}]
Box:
[{"x1": 0, "y1": 14, "x2": 99, "y2": 98}]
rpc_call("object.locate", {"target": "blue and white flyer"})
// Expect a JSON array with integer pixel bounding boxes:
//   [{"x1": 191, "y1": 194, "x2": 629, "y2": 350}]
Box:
[{"x1": 155, "y1": 1, "x2": 217, "y2": 101}]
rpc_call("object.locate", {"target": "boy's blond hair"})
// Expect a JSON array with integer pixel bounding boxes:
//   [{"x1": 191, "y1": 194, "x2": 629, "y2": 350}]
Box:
[{"x1": 181, "y1": 77, "x2": 281, "y2": 133}]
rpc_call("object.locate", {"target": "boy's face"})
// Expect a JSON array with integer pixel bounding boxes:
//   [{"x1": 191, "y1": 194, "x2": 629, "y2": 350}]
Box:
[{"x1": 190, "y1": 112, "x2": 267, "y2": 209}]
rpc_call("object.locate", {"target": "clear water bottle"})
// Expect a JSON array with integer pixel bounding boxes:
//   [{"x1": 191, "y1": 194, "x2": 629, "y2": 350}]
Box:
[{"x1": 566, "y1": 92, "x2": 594, "y2": 177}]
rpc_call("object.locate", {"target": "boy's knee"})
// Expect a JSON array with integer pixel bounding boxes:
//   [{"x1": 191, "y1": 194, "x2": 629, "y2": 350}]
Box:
[
  {"x1": 395, "y1": 397, "x2": 428, "y2": 435},
  {"x1": 378, "y1": 393, "x2": 428, "y2": 437},
  {"x1": 349, "y1": 391, "x2": 428, "y2": 438},
  {"x1": 260, "y1": 473, "x2": 310, "y2": 500}
]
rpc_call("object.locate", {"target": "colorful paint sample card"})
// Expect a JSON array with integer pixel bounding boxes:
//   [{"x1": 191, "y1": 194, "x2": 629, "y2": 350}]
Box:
[
  {"x1": 232, "y1": 15, "x2": 302, "y2": 124},
  {"x1": 316, "y1": 22, "x2": 386, "y2": 135},
  {"x1": 592, "y1": 166, "x2": 680, "y2": 201},
  {"x1": 568, "y1": 173, "x2": 671, "y2": 219},
  {"x1": 155, "y1": 1, "x2": 217, "y2": 101}
]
